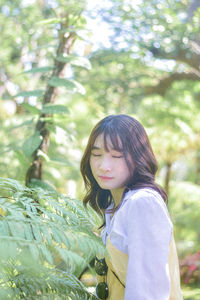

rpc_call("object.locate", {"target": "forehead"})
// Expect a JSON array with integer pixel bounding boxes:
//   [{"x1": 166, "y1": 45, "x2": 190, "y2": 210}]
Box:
[{"x1": 92, "y1": 133, "x2": 122, "y2": 151}]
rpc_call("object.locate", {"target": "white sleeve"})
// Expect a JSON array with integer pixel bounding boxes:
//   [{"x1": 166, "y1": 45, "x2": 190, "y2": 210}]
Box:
[{"x1": 124, "y1": 191, "x2": 173, "y2": 300}]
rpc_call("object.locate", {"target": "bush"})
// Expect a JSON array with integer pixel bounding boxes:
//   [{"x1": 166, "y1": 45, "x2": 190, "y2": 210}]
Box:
[{"x1": 180, "y1": 251, "x2": 200, "y2": 285}]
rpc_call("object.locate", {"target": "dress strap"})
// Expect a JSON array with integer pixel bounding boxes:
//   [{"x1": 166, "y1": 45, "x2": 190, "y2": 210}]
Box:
[{"x1": 111, "y1": 270, "x2": 125, "y2": 288}]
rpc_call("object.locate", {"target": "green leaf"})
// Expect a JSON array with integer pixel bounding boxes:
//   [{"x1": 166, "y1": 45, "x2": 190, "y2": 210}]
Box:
[
  {"x1": 15, "y1": 90, "x2": 44, "y2": 98},
  {"x1": 24, "y1": 224, "x2": 34, "y2": 240},
  {"x1": 48, "y1": 76, "x2": 86, "y2": 94},
  {"x1": 40, "y1": 244, "x2": 53, "y2": 264},
  {"x1": 0, "y1": 221, "x2": 9, "y2": 236},
  {"x1": 22, "y1": 131, "x2": 42, "y2": 157},
  {"x1": 9, "y1": 222, "x2": 25, "y2": 239},
  {"x1": 24, "y1": 66, "x2": 54, "y2": 74},
  {"x1": 31, "y1": 225, "x2": 43, "y2": 242},
  {"x1": 72, "y1": 80, "x2": 86, "y2": 95},
  {"x1": 41, "y1": 104, "x2": 69, "y2": 114},
  {"x1": 40, "y1": 226, "x2": 52, "y2": 244},
  {"x1": 56, "y1": 55, "x2": 91, "y2": 70},
  {"x1": 21, "y1": 103, "x2": 40, "y2": 115}
]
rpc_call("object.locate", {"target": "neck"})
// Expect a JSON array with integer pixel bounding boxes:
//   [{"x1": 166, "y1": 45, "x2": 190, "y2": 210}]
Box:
[{"x1": 111, "y1": 188, "x2": 126, "y2": 207}]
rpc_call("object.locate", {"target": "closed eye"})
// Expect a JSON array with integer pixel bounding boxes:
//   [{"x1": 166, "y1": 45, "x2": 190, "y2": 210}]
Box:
[
  {"x1": 91, "y1": 153, "x2": 101, "y2": 157},
  {"x1": 112, "y1": 155, "x2": 123, "y2": 158}
]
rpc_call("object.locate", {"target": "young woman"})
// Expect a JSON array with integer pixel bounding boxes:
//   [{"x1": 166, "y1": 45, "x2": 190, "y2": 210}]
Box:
[{"x1": 80, "y1": 114, "x2": 183, "y2": 300}]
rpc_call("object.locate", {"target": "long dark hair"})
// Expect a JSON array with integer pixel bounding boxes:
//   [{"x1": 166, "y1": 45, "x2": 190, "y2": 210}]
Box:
[{"x1": 80, "y1": 114, "x2": 167, "y2": 218}]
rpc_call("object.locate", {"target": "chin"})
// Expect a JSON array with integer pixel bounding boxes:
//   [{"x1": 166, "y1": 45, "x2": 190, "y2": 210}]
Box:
[
  {"x1": 99, "y1": 185, "x2": 111, "y2": 190},
  {"x1": 98, "y1": 183, "x2": 113, "y2": 190}
]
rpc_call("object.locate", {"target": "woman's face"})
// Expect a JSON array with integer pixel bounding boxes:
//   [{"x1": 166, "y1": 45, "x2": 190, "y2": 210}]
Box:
[{"x1": 89, "y1": 134, "x2": 133, "y2": 193}]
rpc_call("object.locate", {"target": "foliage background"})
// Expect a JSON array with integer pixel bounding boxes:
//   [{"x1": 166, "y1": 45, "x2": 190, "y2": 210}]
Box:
[{"x1": 0, "y1": 0, "x2": 200, "y2": 298}]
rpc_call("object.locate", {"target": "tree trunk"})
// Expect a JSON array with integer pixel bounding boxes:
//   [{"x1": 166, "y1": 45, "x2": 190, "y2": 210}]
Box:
[
  {"x1": 25, "y1": 22, "x2": 76, "y2": 186},
  {"x1": 195, "y1": 149, "x2": 200, "y2": 185},
  {"x1": 165, "y1": 161, "x2": 172, "y2": 195}
]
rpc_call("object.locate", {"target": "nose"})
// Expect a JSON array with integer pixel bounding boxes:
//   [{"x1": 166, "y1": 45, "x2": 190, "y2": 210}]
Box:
[{"x1": 99, "y1": 157, "x2": 111, "y2": 172}]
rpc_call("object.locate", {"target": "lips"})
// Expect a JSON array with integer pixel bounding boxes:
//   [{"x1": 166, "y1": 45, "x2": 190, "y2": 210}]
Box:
[{"x1": 99, "y1": 176, "x2": 113, "y2": 180}]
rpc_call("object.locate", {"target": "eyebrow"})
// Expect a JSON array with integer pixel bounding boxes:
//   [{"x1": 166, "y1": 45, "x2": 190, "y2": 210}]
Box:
[{"x1": 91, "y1": 146, "x2": 101, "y2": 150}]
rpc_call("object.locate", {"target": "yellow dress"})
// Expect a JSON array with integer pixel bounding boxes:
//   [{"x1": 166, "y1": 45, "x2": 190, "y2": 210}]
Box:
[{"x1": 99, "y1": 188, "x2": 183, "y2": 300}]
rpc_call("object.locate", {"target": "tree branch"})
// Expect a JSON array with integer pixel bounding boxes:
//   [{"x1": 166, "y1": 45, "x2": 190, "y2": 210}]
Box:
[
  {"x1": 149, "y1": 46, "x2": 200, "y2": 71},
  {"x1": 143, "y1": 72, "x2": 200, "y2": 96}
]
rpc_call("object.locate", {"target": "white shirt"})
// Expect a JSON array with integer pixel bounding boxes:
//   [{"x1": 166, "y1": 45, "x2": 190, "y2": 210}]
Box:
[{"x1": 102, "y1": 188, "x2": 173, "y2": 300}]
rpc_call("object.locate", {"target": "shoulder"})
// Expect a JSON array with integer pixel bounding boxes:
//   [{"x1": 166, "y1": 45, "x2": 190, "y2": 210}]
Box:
[
  {"x1": 109, "y1": 188, "x2": 172, "y2": 251},
  {"x1": 124, "y1": 187, "x2": 163, "y2": 201},
  {"x1": 123, "y1": 188, "x2": 167, "y2": 211},
  {"x1": 123, "y1": 189, "x2": 173, "y2": 243},
  {"x1": 122, "y1": 188, "x2": 172, "y2": 226}
]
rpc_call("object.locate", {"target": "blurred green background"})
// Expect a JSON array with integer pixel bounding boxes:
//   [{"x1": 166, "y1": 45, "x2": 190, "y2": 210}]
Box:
[{"x1": 0, "y1": 0, "x2": 200, "y2": 298}]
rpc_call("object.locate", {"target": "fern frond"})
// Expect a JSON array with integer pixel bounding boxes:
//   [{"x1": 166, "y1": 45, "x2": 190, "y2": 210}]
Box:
[{"x1": 0, "y1": 177, "x2": 102, "y2": 298}]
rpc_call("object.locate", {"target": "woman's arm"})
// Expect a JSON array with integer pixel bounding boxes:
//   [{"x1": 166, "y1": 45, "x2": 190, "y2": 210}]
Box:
[{"x1": 124, "y1": 191, "x2": 173, "y2": 300}]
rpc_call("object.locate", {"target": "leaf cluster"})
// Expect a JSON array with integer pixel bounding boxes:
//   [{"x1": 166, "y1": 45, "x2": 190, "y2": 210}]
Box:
[{"x1": 0, "y1": 177, "x2": 102, "y2": 299}]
